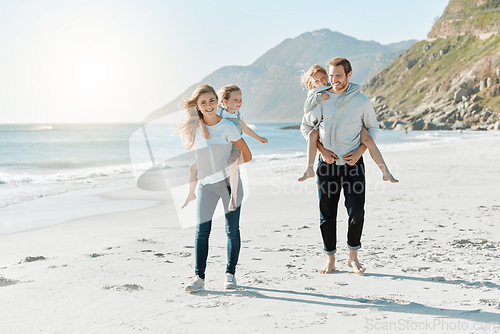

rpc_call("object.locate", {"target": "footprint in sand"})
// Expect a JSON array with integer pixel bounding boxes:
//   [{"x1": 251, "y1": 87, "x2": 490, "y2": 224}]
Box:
[
  {"x1": 137, "y1": 238, "x2": 158, "y2": 244},
  {"x1": 337, "y1": 311, "x2": 357, "y2": 317},
  {"x1": 450, "y1": 239, "x2": 491, "y2": 249},
  {"x1": 401, "y1": 267, "x2": 431, "y2": 273},
  {"x1": 103, "y1": 284, "x2": 144, "y2": 292},
  {"x1": 19, "y1": 256, "x2": 46, "y2": 264},
  {"x1": 88, "y1": 253, "x2": 107, "y2": 258},
  {"x1": 479, "y1": 299, "x2": 500, "y2": 309},
  {"x1": 48, "y1": 264, "x2": 68, "y2": 269},
  {"x1": 0, "y1": 277, "x2": 19, "y2": 287},
  {"x1": 173, "y1": 251, "x2": 191, "y2": 258}
]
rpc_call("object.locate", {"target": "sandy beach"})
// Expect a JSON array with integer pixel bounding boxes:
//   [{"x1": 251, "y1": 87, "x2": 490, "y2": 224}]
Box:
[{"x1": 1, "y1": 134, "x2": 499, "y2": 333}]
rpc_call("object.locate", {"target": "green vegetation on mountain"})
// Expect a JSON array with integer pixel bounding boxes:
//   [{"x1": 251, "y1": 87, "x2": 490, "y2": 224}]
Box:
[
  {"x1": 429, "y1": 0, "x2": 500, "y2": 38},
  {"x1": 363, "y1": 0, "x2": 500, "y2": 130}
]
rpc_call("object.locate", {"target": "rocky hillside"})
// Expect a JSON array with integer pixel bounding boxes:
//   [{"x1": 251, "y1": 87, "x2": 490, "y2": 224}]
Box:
[
  {"x1": 363, "y1": 0, "x2": 500, "y2": 131},
  {"x1": 428, "y1": 0, "x2": 500, "y2": 39},
  {"x1": 148, "y1": 29, "x2": 414, "y2": 122}
]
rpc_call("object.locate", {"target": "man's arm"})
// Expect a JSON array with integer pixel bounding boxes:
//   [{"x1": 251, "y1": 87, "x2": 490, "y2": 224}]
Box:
[
  {"x1": 344, "y1": 99, "x2": 378, "y2": 165},
  {"x1": 362, "y1": 100, "x2": 379, "y2": 140},
  {"x1": 317, "y1": 140, "x2": 338, "y2": 164},
  {"x1": 343, "y1": 144, "x2": 367, "y2": 165}
]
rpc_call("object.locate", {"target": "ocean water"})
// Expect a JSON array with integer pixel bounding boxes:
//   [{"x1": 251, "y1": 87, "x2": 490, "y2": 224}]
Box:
[{"x1": 0, "y1": 122, "x2": 497, "y2": 209}]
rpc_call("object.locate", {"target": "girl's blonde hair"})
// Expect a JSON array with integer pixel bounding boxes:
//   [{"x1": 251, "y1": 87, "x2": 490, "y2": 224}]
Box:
[
  {"x1": 301, "y1": 64, "x2": 328, "y2": 90},
  {"x1": 178, "y1": 84, "x2": 217, "y2": 150},
  {"x1": 217, "y1": 85, "x2": 241, "y2": 107}
]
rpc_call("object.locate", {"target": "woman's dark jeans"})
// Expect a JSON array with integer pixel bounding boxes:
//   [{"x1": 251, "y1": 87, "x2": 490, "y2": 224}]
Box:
[{"x1": 195, "y1": 177, "x2": 243, "y2": 279}]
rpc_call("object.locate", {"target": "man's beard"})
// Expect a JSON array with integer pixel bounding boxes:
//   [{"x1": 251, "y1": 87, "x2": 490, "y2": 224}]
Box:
[{"x1": 333, "y1": 80, "x2": 348, "y2": 92}]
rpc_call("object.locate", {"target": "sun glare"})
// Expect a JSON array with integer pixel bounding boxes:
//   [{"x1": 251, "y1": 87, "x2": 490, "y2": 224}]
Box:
[
  {"x1": 70, "y1": 55, "x2": 109, "y2": 93},
  {"x1": 49, "y1": 35, "x2": 123, "y2": 115}
]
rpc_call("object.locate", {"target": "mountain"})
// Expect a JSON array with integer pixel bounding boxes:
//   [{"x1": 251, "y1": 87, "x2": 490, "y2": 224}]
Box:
[
  {"x1": 149, "y1": 29, "x2": 414, "y2": 123},
  {"x1": 363, "y1": 0, "x2": 500, "y2": 131},
  {"x1": 428, "y1": 0, "x2": 500, "y2": 39}
]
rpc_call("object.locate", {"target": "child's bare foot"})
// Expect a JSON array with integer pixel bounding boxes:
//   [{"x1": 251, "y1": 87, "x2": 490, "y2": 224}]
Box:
[
  {"x1": 317, "y1": 254, "x2": 335, "y2": 274},
  {"x1": 383, "y1": 173, "x2": 399, "y2": 183},
  {"x1": 228, "y1": 196, "x2": 237, "y2": 211},
  {"x1": 298, "y1": 168, "x2": 315, "y2": 182},
  {"x1": 348, "y1": 259, "x2": 366, "y2": 274},
  {"x1": 181, "y1": 194, "x2": 196, "y2": 209}
]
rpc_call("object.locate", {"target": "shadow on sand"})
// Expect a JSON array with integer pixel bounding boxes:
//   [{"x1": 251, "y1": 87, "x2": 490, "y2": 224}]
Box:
[{"x1": 191, "y1": 276, "x2": 500, "y2": 324}]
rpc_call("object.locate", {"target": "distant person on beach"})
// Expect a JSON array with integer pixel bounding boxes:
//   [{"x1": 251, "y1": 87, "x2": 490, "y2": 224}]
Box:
[
  {"x1": 300, "y1": 57, "x2": 380, "y2": 274},
  {"x1": 298, "y1": 64, "x2": 398, "y2": 183},
  {"x1": 179, "y1": 84, "x2": 252, "y2": 292},
  {"x1": 182, "y1": 85, "x2": 267, "y2": 211}
]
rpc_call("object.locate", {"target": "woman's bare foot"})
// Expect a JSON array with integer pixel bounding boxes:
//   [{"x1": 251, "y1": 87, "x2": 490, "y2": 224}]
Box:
[
  {"x1": 298, "y1": 168, "x2": 315, "y2": 182},
  {"x1": 348, "y1": 259, "x2": 366, "y2": 274},
  {"x1": 228, "y1": 196, "x2": 237, "y2": 211},
  {"x1": 317, "y1": 254, "x2": 335, "y2": 274},
  {"x1": 181, "y1": 193, "x2": 196, "y2": 209},
  {"x1": 383, "y1": 172, "x2": 399, "y2": 183}
]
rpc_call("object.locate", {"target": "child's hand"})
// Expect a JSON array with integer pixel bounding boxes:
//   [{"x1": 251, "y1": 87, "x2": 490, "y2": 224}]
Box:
[
  {"x1": 321, "y1": 92, "x2": 329, "y2": 101},
  {"x1": 259, "y1": 137, "x2": 268, "y2": 143}
]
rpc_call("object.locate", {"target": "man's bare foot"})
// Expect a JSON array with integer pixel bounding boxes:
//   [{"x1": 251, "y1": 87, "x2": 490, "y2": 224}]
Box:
[
  {"x1": 298, "y1": 168, "x2": 315, "y2": 182},
  {"x1": 348, "y1": 259, "x2": 366, "y2": 274},
  {"x1": 181, "y1": 193, "x2": 196, "y2": 209},
  {"x1": 383, "y1": 172, "x2": 399, "y2": 183},
  {"x1": 228, "y1": 196, "x2": 237, "y2": 211},
  {"x1": 317, "y1": 254, "x2": 335, "y2": 274}
]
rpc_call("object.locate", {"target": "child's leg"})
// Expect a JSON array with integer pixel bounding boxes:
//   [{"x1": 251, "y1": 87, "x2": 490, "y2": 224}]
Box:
[
  {"x1": 298, "y1": 129, "x2": 319, "y2": 182},
  {"x1": 227, "y1": 150, "x2": 241, "y2": 212},
  {"x1": 360, "y1": 128, "x2": 398, "y2": 183},
  {"x1": 182, "y1": 162, "x2": 199, "y2": 208}
]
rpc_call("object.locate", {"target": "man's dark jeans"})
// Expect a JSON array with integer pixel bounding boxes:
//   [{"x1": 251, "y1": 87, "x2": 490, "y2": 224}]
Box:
[{"x1": 316, "y1": 156, "x2": 365, "y2": 255}]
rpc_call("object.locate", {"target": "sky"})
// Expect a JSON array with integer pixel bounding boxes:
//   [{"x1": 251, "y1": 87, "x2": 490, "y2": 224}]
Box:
[{"x1": 0, "y1": 0, "x2": 449, "y2": 123}]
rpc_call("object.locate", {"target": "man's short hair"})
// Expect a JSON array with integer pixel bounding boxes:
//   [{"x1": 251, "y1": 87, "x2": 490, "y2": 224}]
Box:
[{"x1": 328, "y1": 57, "x2": 352, "y2": 75}]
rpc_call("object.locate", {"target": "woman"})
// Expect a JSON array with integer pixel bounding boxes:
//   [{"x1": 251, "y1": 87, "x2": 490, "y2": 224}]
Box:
[{"x1": 179, "y1": 84, "x2": 252, "y2": 292}]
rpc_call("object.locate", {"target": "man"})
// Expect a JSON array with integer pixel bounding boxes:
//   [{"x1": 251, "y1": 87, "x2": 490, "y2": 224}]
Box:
[{"x1": 300, "y1": 57, "x2": 379, "y2": 274}]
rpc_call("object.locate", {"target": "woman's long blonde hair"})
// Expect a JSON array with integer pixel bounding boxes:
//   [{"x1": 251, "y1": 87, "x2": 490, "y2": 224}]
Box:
[
  {"x1": 301, "y1": 64, "x2": 328, "y2": 90},
  {"x1": 178, "y1": 84, "x2": 217, "y2": 150}
]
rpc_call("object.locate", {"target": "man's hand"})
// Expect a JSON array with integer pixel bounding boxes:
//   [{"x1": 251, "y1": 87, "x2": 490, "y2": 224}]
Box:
[
  {"x1": 320, "y1": 148, "x2": 338, "y2": 164},
  {"x1": 343, "y1": 147, "x2": 363, "y2": 165}
]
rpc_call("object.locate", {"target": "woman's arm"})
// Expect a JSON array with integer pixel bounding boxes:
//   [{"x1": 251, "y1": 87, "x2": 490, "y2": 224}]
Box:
[
  {"x1": 233, "y1": 138, "x2": 252, "y2": 163},
  {"x1": 240, "y1": 120, "x2": 268, "y2": 143}
]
